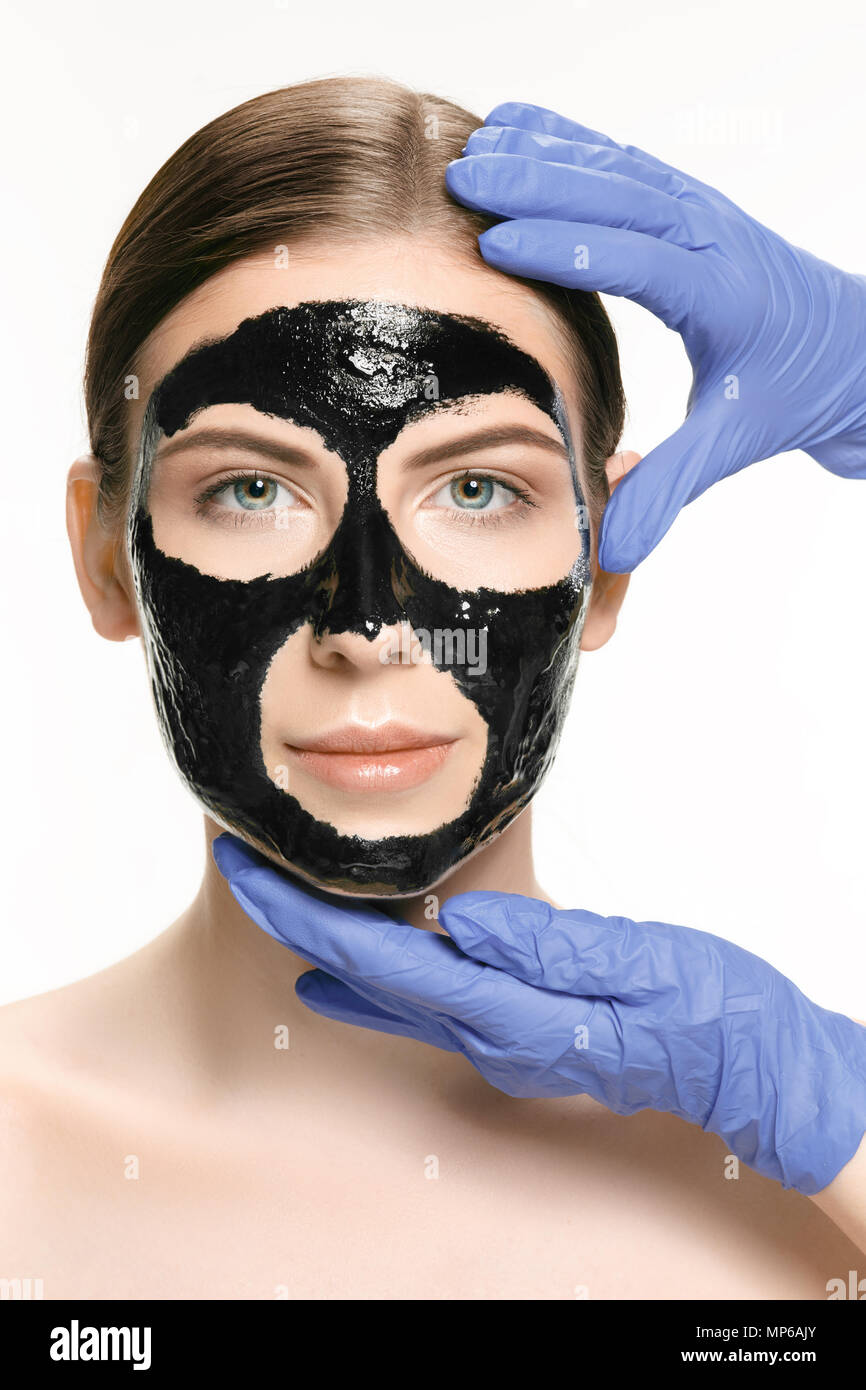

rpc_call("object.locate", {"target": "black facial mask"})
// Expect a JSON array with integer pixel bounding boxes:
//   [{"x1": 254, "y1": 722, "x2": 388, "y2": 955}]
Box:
[{"x1": 128, "y1": 300, "x2": 592, "y2": 895}]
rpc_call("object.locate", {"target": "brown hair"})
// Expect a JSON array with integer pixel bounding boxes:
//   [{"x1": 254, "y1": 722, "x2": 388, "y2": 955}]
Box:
[{"x1": 85, "y1": 75, "x2": 625, "y2": 526}]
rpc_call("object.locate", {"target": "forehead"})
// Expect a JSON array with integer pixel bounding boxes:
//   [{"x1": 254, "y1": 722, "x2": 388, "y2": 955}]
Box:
[
  {"x1": 145, "y1": 300, "x2": 567, "y2": 462},
  {"x1": 129, "y1": 241, "x2": 584, "y2": 454}
]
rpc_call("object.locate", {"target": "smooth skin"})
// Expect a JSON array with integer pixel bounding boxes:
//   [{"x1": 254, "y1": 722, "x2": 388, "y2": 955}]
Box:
[{"x1": 0, "y1": 238, "x2": 860, "y2": 1299}]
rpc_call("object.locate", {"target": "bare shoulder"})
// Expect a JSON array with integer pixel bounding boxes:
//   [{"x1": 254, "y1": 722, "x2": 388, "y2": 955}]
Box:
[
  {"x1": 0, "y1": 915, "x2": 186, "y2": 1101},
  {"x1": 0, "y1": 956, "x2": 168, "y2": 1280},
  {"x1": 0, "y1": 981, "x2": 84, "y2": 1111},
  {"x1": 0, "y1": 951, "x2": 164, "y2": 1191},
  {"x1": 0, "y1": 958, "x2": 131, "y2": 1090},
  {"x1": 0, "y1": 972, "x2": 118, "y2": 1164},
  {"x1": 0, "y1": 985, "x2": 86, "y2": 1271}
]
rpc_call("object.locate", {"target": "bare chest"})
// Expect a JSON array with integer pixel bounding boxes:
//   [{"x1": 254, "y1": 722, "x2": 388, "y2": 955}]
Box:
[{"x1": 7, "y1": 1098, "x2": 858, "y2": 1300}]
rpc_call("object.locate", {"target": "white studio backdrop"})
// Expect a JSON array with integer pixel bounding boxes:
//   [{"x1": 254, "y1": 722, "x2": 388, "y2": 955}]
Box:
[{"x1": 1, "y1": 0, "x2": 863, "y2": 1015}]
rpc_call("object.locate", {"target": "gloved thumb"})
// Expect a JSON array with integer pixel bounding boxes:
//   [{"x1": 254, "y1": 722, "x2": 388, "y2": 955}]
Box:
[{"x1": 599, "y1": 406, "x2": 734, "y2": 572}]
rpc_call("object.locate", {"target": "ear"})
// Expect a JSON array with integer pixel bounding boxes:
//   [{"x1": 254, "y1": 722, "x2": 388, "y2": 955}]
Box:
[
  {"x1": 580, "y1": 451, "x2": 642, "y2": 652},
  {"x1": 66, "y1": 453, "x2": 140, "y2": 641}
]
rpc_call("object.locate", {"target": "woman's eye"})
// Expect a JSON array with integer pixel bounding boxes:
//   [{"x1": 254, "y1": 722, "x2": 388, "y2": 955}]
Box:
[
  {"x1": 211, "y1": 475, "x2": 297, "y2": 511},
  {"x1": 431, "y1": 474, "x2": 518, "y2": 512}
]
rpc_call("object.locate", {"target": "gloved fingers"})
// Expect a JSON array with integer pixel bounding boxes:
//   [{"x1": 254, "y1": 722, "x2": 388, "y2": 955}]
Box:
[
  {"x1": 296, "y1": 965, "x2": 591, "y2": 1089},
  {"x1": 597, "y1": 407, "x2": 734, "y2": 572},
  {"x1": 224, "y1": 858, "x2": 456, "y2": 984},
  {"x1": 214, "y1": 834, "x2": 539, "y2": 1035},
  {"x1": 474, "y1": 217, "x2": 705, "y2": 334},
  {"x1": 481, "y1": 101, "x2": 747, "y2": 216},
  {"x1": 295, "y1": 968, "x2": 464, "y2": 1053},
  {"x1": 463, "y1": 124, "x2": 692, "y2": 200},
  {"x1": 298, "y1": 960, "x2": 477, "y2": 1054},
  {"x1": 446, "y1": 153, "x2": 722, "y2": 253},
  {"x1": 298, "y1": 968, "x2": 620, "y2": 1105},
  {"x1": 215, "y1": 831, "x2": 445, "y2": 985},
  {"x1": 298, "y1": 947, "x2": 624, "y2": 1093},
  {"x1": 438, "y1": 891, "x2": 674, "y2": 1005}
]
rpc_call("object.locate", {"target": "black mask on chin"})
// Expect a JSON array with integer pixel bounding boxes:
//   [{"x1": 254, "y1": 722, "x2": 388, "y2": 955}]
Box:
[{"x1": 128, "y1": 300, "x2": 592, "y2": 895}]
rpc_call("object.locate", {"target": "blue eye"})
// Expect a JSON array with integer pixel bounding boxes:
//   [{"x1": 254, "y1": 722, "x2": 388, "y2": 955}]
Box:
[
  {"x1": 232, "y1": 477, "x2": 279, "y2": 509},
  {"x1": 451, "y1": 476, "x2": 493, "y2": 509},
  {"x1": 200, "y1": 473, "x2": 298, "y2": 513},
  {"x1": 431, "y1": 474, "x2": 516, "y2": 512}
]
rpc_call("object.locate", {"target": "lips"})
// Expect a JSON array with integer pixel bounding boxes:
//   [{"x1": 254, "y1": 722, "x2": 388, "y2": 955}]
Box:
[
  {"x1": 289, "y1": 722, "x2": 455, "y2": 754},
  {"x1": 284, "y1": 723, "x2": 458, "y2": 793}
]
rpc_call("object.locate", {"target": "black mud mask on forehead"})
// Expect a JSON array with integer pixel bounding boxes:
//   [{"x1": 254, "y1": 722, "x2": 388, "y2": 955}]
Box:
[{"x1": 128, "y1": 300, "x2": 592, "y2": 895}]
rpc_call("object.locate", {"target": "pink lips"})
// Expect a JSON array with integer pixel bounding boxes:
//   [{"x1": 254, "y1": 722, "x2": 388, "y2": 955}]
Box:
[{"x1": 284, "y1": 723, "x2": 457, "y2": 793}]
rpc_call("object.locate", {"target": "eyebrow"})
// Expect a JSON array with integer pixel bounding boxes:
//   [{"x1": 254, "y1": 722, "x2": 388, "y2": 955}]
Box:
[{"x1": 153, "y1": 422, "x2": 571, "y2": 472}]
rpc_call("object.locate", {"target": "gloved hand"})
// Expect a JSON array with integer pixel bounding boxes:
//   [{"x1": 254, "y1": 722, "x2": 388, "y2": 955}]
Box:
[
  {"x1": 445, "y1": 102, "x2": 866, "y2": 573},
  {"x1": 213, "y1": 833, "x2": 866, "y2": 1196}
]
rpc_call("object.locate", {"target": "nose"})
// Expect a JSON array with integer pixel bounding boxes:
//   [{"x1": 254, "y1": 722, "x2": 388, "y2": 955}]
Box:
[
  {"x1": 308, "y1": 494, "x2": 407, "y2": 641},
  {"x1": 307, "y1": 620, "x2": 416, "y2": 675}
]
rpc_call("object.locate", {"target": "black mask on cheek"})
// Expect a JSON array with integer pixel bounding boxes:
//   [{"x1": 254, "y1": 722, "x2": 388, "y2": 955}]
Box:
[{"x1": 128, "y1": 300, "x2": 592, "y2": 895}]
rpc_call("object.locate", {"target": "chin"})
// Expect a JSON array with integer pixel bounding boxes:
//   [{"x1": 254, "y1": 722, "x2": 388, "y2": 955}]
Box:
[{"x1": 229, "y1": 810, "x2": 503, "y2": 903}]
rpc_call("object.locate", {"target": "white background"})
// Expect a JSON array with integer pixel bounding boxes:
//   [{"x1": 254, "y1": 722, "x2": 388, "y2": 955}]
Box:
[{"x1": 1, "y1": 0, "x2": 863, "y2": 1014}]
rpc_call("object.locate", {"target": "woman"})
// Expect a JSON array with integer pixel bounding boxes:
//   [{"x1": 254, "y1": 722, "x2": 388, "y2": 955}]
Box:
[{"x1": 0, "y1": 75, "x2": 862, "y2": 1299}]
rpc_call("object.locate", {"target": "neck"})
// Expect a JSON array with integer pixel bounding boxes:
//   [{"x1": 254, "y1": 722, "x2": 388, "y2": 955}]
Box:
[{"x1": 145, "y1": 810, "x2": 548, "y2": 1104}]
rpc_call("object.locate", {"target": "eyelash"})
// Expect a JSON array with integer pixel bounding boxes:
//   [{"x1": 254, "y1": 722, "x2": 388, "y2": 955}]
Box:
[
  {"x1": 193, "y1": 470, "x2": 289, "y2": 518},
  {"x1": 194, "y1": 468, "x2": 540, "y2": 528},
  {"x1": 426, "y1": 470, "x2": 538, "y2": 531}
]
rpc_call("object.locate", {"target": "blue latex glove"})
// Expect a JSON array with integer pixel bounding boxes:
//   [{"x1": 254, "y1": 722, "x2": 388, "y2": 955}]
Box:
[
  {"x1": 213, "y1": 833, "x2": 866, "y2": 1196},
  {"x1": 445, "y1": 102, "x2": 866, "y2": 573}
]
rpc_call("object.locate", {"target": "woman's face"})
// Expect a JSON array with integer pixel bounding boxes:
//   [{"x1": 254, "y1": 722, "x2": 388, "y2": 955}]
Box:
[{"x1": 123, "y1": 240, "x2": 599, "y2": 896}]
